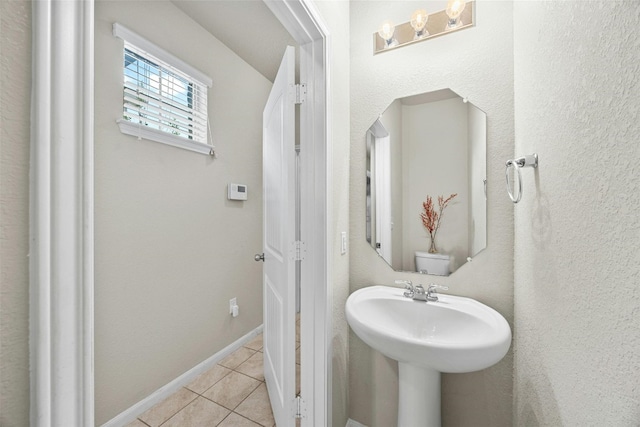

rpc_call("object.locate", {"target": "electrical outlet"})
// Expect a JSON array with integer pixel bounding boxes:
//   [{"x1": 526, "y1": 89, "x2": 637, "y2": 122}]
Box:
[
  {"x1": 341, "y1": 231, "x2": 347, "y2": 255},
  {"x1": 229, "y1": 298, "x2": 237, "y2": 314}
]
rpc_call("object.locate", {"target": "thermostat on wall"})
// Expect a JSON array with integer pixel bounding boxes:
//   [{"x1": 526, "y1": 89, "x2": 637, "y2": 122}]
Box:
[{"x1": 228, "y1": 183, "x2": 248, "y2": 201}]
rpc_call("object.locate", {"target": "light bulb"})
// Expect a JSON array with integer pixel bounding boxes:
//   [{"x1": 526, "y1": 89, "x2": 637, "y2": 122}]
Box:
[
  {"x1": 377, "y1": 20, "x2": 397, "y2": 48},
  {"x1": 410, "y1": 9, "x2": 429, "y2": 39},
  {"x1": 445, "y1": 0, "x2": 466, "y2": 29},
  {"x1": 446, "y1": 0, "x2": 466, "y2": 18}
]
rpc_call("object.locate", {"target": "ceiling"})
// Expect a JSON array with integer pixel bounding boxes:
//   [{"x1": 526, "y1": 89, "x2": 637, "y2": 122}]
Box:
[{"x1": 171, "y1": 0, "x2": 296, "y2": 82}]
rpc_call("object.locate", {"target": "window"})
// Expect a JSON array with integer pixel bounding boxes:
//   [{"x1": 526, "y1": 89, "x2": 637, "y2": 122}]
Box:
[
  {"x1": 123, "y1": 45, "x2": 206, "y2": 142},
  {"x1": 113, "y1": 23, "x2": 213, "y2": 155}
]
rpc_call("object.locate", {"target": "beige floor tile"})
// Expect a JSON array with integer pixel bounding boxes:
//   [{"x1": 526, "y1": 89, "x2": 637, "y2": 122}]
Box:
[
  {"x1": 295, "y1": 343, "x2": 300, "y2": 365},
  {"x1": 185, "y1": 364, "x2": 232, "y2": 394},
  {"x1": 162, "y1": 396, "x2": 230, "y2": 427},
  {"x1": 219, "y1": 347, "x2": 256, "y2": 370},
  {"x1": 218, "y1": 412, "x2": 262, "y2": 427},
  {"x1": 234, "y1": 383, "x2": 275, "y2": 427},
  {"x1": 235, "y1": 352, "x2": 264, "y2": 381},
  {"x1": 244, "y1": 334, "x2": 263, "y2": 352},
  {"x1": 124, "y1": 419, "x2": 148, "y2": 427},
  {"x1": 296, "y1": 363, "x2": 301, "y2": 394},
  {"x1": 202, "y1": 371, "x2": 261, "y2": 410},
  {"x1": 139, "y1": 387, "x2": 198, "y2": 427}
]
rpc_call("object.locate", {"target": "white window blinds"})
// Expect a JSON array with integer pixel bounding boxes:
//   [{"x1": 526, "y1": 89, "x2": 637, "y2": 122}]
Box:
[{"x1": 113, "y1": 23, "x2": 214, "y2": 155}]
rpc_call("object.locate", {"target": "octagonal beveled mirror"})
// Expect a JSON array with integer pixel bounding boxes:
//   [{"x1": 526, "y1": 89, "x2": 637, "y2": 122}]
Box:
[{"x1": 365, "y1": 88, "x2": 487, "y2": 276}]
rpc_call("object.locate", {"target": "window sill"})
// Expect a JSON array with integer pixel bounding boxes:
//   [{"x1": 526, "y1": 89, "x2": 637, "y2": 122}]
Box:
[{"x1": 117, "y1": 119, "x2": 214, "y2": 155}]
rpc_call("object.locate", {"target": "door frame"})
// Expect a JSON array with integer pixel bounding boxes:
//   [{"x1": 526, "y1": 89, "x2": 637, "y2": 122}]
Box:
[
  {"x1": 28, "y1": 0, "x2": 331, "y2": 425},
  {"x1": 373, "y1": 134, "x2": 392, "y2": 264}
]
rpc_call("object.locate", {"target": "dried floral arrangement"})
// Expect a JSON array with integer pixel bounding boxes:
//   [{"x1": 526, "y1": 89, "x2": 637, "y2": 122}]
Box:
[{"x1": 420, "y1": 193, "x2": 458, "y2": 253}]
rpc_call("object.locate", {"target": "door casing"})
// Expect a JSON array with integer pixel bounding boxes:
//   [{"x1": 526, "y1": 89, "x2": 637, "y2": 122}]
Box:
[{"x1": 28, "y1": 0, "x2": 331, "y2": 425}]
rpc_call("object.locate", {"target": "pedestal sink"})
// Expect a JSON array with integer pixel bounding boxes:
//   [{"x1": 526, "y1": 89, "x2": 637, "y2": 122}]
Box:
[{"x1": 345, "y1": 285, "x2": 511, "y2": 427}]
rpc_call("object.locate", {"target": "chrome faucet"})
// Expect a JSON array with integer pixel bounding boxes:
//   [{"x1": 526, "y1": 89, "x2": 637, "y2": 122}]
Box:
[
  {"x1": 413, "y1": 284, "x2": 428, "y2": 301},
  {"x1": 396, "y1": 280, "x2": 448, "y2": 302}
]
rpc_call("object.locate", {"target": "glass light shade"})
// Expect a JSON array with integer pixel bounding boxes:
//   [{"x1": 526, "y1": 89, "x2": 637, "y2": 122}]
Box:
[
  {"x1": 445, "y1": 0, "x2": 466, "y2": 29},
  {"x1": 378, "y1": 20, "x2": 396, "y2": 44},
  {"x1": 446, "y1": 0, "x2": 466, "y2": 19},
  {"x1": 410, "y1": 9, "x2": 429, "y2": 38}
]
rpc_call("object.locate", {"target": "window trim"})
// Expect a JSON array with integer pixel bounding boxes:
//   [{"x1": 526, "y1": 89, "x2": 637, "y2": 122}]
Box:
[
  {"x1": 116, "y1": 119, "x2": 214, "y2": 155},
  {"x1": 113, "y1": 23, "x2": 214, "y2": 155}
]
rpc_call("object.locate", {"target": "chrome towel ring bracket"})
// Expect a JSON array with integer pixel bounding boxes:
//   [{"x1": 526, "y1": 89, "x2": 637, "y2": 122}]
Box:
[{"x1": 505, "y1": 153, "x2": 538, "y2": 204}]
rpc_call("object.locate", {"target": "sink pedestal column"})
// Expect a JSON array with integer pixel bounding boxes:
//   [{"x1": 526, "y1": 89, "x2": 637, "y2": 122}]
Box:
[{"x1": 398, "y1": 363, "x2": 441, "y2": 427}]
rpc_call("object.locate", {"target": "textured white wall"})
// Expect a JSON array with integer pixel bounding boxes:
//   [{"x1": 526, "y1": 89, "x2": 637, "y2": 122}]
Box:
[
  {"x1": 349, "y1": 1, "x2": 514, "y2": 425},
  {"x1": 513, "y1": 1, "x2": 640, "y2": 425},
  {"x1": 94, "y1": 1, "x2": 271, "y2": 423},
  {"x1": 0, "y1": 1, "x2": 31, "y2": 425}
]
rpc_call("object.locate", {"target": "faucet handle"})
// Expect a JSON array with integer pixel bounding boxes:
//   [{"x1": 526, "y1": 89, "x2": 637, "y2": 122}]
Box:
[
  {"x1": 396, "y1": 280, "x2": 414, "y2": 298},
  {"x1": 428, "y1": 283, "x2": 449, "y2": 292},
  {"x1": 426, "y1": 283, "x2": 448, "y2": 302}
]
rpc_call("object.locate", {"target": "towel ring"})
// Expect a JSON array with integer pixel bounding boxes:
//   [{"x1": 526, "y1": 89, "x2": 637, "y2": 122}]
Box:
[
  {"x1": 505, "y1": 160, "x2": 522, "y2": 203},
  {"x1": 505, "y1": 153, "x2": 538, "y2": 204}
]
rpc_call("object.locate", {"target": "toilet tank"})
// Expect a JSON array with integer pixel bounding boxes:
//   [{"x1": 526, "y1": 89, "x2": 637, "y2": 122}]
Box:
[{"x1": 415, "y1": 251, "x2": 451, "y2": 276}]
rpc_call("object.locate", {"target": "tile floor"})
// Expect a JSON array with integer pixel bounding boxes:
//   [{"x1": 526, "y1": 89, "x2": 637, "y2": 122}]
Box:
[{"x1": 127, "y1": 318, "x2": 301, "y2": 427}]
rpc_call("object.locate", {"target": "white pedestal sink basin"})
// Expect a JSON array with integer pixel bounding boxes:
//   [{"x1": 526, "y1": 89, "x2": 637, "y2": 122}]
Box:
[{"x1": 346, "y1": 285, "x2": 511, "y2": 427}]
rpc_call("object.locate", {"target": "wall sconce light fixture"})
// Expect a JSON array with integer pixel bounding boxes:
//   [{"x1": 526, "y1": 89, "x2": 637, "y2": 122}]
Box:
[{"x1": 374, "y1": 1, "x2": 475, "y2": 54}]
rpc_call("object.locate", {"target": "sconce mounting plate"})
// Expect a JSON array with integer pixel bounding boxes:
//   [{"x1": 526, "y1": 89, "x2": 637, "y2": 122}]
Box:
[{"x1": 373, "y1": 1, "x2": 475, "y2": 54}]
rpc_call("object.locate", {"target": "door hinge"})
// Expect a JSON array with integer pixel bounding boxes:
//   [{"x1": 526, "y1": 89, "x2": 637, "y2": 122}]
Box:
[
  {"x1": 291, "y1": 240, "x2": 306, "y2": 261},
  {"x1": 293, "y1": 395, "x2": 306, "y2": 419},
  {"x1": 294, "y1": 83, "x2": 307, "y2": 105}
]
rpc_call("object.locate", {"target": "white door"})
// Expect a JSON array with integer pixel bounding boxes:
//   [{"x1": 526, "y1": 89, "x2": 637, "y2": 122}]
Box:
[{"x1": 262, "y1": 46, "x2": 296, "y2": 427}]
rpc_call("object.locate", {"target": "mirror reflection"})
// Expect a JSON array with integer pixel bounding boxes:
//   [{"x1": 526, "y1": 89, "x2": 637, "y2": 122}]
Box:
[{"x1": 366, "y1": 88, "x2": 487, "y2": 276}]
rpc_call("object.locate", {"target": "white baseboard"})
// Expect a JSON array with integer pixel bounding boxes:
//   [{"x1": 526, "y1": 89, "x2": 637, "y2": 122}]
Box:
[
  {"x1": 346, "y1": 419, "x2": 368, "y2": 427},
  {"x1": 102, "y1": 325, "x2": 263, "y2": 427}
]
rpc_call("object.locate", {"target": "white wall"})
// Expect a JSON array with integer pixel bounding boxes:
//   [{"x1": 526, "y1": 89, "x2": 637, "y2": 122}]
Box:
[
  {"x1": 94, "y1": 1, "x2": 271, "y2": 423},
  {"x1": 513, "y1": 1, "x2": 640, "y2": 424},
  {"x1": 349, "y1": 1, "x2": 514, "y2": 425},
  {"x1": 0, "y1": 1, "x2": 31, "y2": 425}
]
